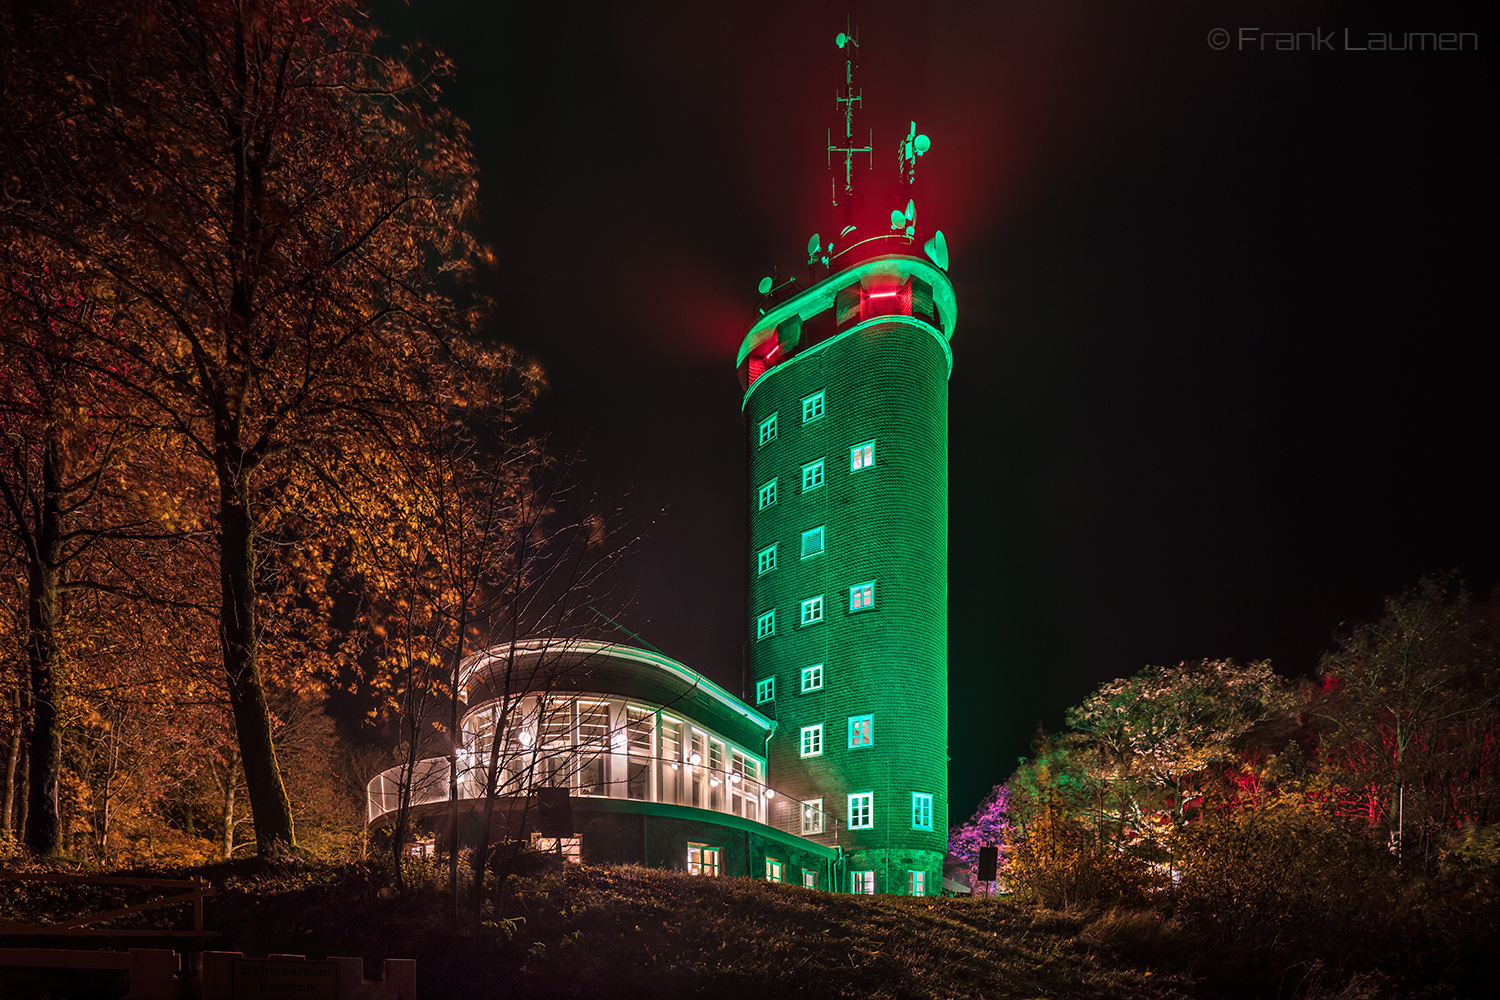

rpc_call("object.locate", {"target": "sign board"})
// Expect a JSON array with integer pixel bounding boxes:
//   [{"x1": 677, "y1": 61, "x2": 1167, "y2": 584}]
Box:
[
  {"x1": 977, "y1": 845, "x2": 999, "y2": 882},
  {"x1": 231, "y1": 958, "x2": 336, "y2": 999}
]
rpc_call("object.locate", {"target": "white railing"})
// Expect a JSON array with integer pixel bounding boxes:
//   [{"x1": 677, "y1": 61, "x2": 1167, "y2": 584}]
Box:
[{"x1": 367, "y1": 752, "x2": 839, "y2": 842}]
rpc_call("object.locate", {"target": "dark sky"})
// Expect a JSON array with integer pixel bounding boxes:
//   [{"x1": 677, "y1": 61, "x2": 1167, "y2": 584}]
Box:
[{"x1": 372, "y1": 1, "x2": 1495, "y2": 823}]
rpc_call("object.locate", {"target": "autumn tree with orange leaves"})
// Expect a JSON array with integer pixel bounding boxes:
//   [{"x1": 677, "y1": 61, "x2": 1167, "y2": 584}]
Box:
[{"x1": 1, "y1": 0, "x2": 506, "y2": 856}]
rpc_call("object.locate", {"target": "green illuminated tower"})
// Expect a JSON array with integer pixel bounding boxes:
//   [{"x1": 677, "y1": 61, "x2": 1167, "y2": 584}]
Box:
[{"x1": 738, "y1": 28, "x2": 955, "y2": 895}]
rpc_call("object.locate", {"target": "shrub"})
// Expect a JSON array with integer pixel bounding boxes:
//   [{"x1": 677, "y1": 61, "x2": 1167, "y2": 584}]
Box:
[
  {"x1": 1172, "y1": 802, "x2": 1401, "y2": 963},
  {"x1": 1006, "y1": 809, "x2": 1164, "y2": 910}
]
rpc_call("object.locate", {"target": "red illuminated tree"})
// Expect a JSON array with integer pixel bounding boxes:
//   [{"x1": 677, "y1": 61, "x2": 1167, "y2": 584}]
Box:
[{"x1": 1316, "y1": 575, "x2": 1500, "y2": 864}]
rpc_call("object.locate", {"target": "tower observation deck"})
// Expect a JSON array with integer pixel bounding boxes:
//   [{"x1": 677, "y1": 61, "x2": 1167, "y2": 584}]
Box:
[{"x1": 738, "y1": 28, "x2": 955, "y2": 896}]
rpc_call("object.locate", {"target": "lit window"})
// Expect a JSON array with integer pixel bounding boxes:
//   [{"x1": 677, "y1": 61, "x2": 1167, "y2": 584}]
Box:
[
  {"x1": 801, "y1": 526, "x2": 825, "y2": 559},
  {"x1": 848, "y1": 714, "x2": 873, "y2": 748},
  {"x1": 802, "y1": 391, "x2": 825, "y2": 423},
  {"x1": 802, "y1": 870, "x2": 817, "y2": 889},
  {"x1": 756, "y1": 610, "x2": 775, "y2": 640},
  {"x1": 908, "y1": 870, "x2": 926, "y2": 897},
  {"x1": 849, "y1": 581, "x2": 875, "y2": 612},
  {"x1": 849, "y1": 792, "x2": 874, "y2": 830},
  {"x1": 800, "y1": 725, "x2": 823, "y2": 758},
  {"x1": 800, "y1": 595, "x2": 824, "y2": 626},
  {"x1": 757, "y1": 543, "x2": 777, "y2": 575},
  {"x1": 800, "y1": 459, "x2": 825, "y2": 492},
  {"x1": 765, "y1": 858, "x2": 784, "y2": 883},
  {"x1": 912, "y1": 793, "x2": 934, "y2": 831},
  {"x1": 852, "y1": 870, "x2": 875, "y2": 894},
  {"x1": 758, "y1": 413, "x2": 778, "y2": 446},
  {"x1": 801, "y1": 664, "x2": 824, "y2": 693},
  {"x1": 758, "y1": 478, "x2": 777, "y2": 510},
  {"x1": 756, "y1": 677, "x2": 775, "y2": 704},
  {"x1": 688, "y1": 844, "x2": 721, "y2": 876},
  {"x1": 801, "y1": 797, "x2": 825, "y2": 834},
  {"x1": 850, "y1": 440, "x2": 875, "y2": 472}
]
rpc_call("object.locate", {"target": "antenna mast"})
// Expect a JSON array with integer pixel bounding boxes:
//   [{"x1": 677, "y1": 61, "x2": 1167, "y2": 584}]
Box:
[{"x1": 828, "y1": 23, "x2": 872, "y2": 222}]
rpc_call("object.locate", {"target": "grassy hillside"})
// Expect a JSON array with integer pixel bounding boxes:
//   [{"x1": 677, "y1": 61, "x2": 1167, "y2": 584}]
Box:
[{"x1": 1, "y1": 858, "x2": 1485, "y2": 999}]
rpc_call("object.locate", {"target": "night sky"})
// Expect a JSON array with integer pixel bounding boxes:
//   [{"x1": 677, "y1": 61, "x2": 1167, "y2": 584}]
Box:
[{"x1": 372, "y1": 1, "x2": 1495, "y2": 823}]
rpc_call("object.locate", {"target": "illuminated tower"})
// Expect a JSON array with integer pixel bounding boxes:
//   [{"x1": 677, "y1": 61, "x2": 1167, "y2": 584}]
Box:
[{"x1": 738, "y1": 29, "x2": 955, "y2": 895}]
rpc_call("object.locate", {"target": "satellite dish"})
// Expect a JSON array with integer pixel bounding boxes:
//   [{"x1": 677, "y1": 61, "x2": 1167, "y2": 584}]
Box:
[
  {"x1": 923, "y1": 229, "x2": 949, "y2": 270},
  {"x1": 807, "y1": 233, "x2": 821, "y2": 256},
  {"x1": 914, "y1": 134, "x2": 931, "y2": 155},
  {"x1": 890, "y1": 209, "x2": 905, "y2": 230},
  {"x1": 758, "y1": 276, "x2": 773, "y2": 295},
  {"x1": 836, "y1": 31, "x2": 848, "y2": 48}
]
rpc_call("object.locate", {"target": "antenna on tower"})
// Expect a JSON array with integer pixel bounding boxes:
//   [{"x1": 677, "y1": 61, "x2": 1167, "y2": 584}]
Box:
[{"x1": 827, "y1": 20, "x2": 873, "y2": 226}]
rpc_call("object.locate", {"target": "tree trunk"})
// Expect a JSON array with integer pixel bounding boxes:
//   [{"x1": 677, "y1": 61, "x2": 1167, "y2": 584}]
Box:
[
  {"x1": 2, "y1": 683, "x2": 21, "y2": 839},
  {"x1": 217, "y1": 471, "x2": 296, "y2": 856},
  {"x1": 221, "y1": 773, "x2": 236, "y2": 860},
  {"x1": 24, "y1": 439, "x2": 64, "y2": 856}
]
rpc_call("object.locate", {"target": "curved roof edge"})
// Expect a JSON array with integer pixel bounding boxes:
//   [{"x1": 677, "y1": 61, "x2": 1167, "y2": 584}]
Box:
[
  {"x1": 741, "y1": 313, "x2": 953, "y2": 413},
  {"x1": 736, "y1": 254, "x2": 958, "y2": 370},
  {"x1": 461, "y1": 638, "x2": 771, "y2": 733}
]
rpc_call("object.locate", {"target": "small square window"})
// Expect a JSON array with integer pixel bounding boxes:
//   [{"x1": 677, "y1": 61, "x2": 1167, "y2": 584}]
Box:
[
  {"x1": 800, "y1": 595, "x2": 824, "y2": 626},
  {"x1": 912, "y1": 792, "x2": 934, "y2": 831},
  {"x1": 849, "y1": 791, "x2": 874, "y2": 830},
  {"x1": 756, "y1": 610, "x2": 775, "y2": 640},
  {"x1": 758, "y1": 478, "x2": 778, "y2": 510},
  {"x1": 757, "y1": 543, "x2": 777, "y2": 575},
  {"x1": 801, "y1": 797, "x2": 825, "y2": 834},
  {"x1": 849, "y1": 581, "x2": 875, "y2": 612},
  {"x1": 758, "y1": 413, "x2": 778, "y2": 447},
  {"x1": 802, "y1": 869, "x2": 817, "y2": 889},
  {"x1": 850, "y1": 441, "x2": 875, "y2": 472},
  {"x1": 801, "y1": 664, "x2": 824, "y2": 693},
  {"x1": 852, "y1": 870, "x2": 875, "y2": 894},
  {"x1": 848, "y1": 714, "x2": 873, "y2": 748},
  {"x1": 765, "y1": 858, "x2": 784, "y2": 883},
  {"x1": 802, "y1": 391, "x2": 825, "y2": 423},
  {"x1": 755, "y1": 677, "x2": 775, "y2": 704},
  {"x1": 801, "y1": 526, "x2": 825, "y2": 559},
  {"x1": 908, "y1": 870, "x2": 926, "y2": 897},
  {"x1": 800, "y1": 460, "x2": 825, "y2": 492},
  {"x1": 800, "y1": 725, "x2": 823, "y2": 758}
]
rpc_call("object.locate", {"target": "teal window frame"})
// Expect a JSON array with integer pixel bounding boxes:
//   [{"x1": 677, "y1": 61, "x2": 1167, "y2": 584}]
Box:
[
  {"x1": 800, "y1": 459, "x2": 825, "y2": 492},
  {"x1": 800, "y1": 595, "x2": 824, "y2": 626},
  {"x1": 688, "y1": 844, "x2": 722, "y2": 876},
  {"x1": 852, "y1": 870, "x2": 875, "y2": 894},
  {"x1": 801, "y1": 391, "x2": 825, "y2": 423},
  {"x1": 801, "y1": 664, "x2": 824, "y2": 692},
  {"x1": 800, "y1": 724, "x2": 823, "y2": 758},
  {"x1": 849, "y1": 792, "x2": 874, "y2": 830},
  {"x1": 912, "y1": 792, "x2": 934, "y2": 830},
  {"x1": 758, "y1": 478, "x2": 777, "y2": 510},
  {"x1": 765, "y1": 858, "x2": 784, "y2": 883},
  {"x1": 801, "y1": 526, "x2": 825, "y2": 559},
  {"x1": 758, "y1": 413, "x2": 778, "y2": 447},
  {"x1": 801, "y1": 797, "x2": 825, "y2": 834},
  {"x1": 755, "y1": 610, "x2": 775, "y2": 640},
  {"x1": 848, "y1": 714, "x2": 873, "y2": 748},
  {"x1": 849, "y1": 580, "x2": 875, "y2": 612},
  {"x1": 756, "y1": 677, "x2": 774, "y2": 704},
  {"x1": 757, "y1": 543, "x2": 777, "y2": 575},
  {"x1": 802, "y1": 869, "x2": 817, "y2": 889},
  {"x1": 908, "y1": 870, "x2": 926, "y2": 897},
  {"x1": 850, "y1": 440, "x2": 875, "y2": 471}
]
